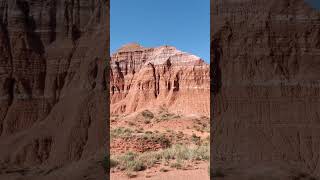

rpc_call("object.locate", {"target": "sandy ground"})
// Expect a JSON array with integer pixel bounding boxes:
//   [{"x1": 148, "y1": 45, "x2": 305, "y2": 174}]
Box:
[{"x1": 111, "y1": 162, "x2": 209, "y2": 180}]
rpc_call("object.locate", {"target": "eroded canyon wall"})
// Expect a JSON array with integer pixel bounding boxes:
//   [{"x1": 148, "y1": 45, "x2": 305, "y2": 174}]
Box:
[
  {"x1": 0, "y1": 0, "x2": 108, "y2": 178},
  {"x1": 212, "y1": 0, "x2": 320, "y2": 175}
]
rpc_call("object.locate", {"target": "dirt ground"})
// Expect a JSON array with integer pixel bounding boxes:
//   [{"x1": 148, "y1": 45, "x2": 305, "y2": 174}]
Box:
[{"x1": 110, "y1": 109, "x2": 210, "y2": 180}]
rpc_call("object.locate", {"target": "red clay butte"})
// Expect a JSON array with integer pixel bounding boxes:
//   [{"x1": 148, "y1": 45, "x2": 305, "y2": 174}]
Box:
[{"x1": 110, "y1": 43, "x2": 210, "y2": 116}]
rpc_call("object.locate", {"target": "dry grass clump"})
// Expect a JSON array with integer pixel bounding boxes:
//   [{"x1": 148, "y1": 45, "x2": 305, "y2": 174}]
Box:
[
  {"x1": 111, "y1": 144, "x2": 209, "y2": 172},
  {"x1": 113, "y1": 152, "x2": 146, "y2": 172},
  {"x1": 110, "y1": 127, "x2": 133, "y2": 140}
]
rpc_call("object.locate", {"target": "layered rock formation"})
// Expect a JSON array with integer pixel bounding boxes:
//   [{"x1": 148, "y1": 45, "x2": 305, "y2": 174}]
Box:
[
  {"x1": 110, "y1": 43, "x2": 210, "y2": 116},
  {"x1": 0, "y1": 0, "x2": 108, "y2": 179},
  {"x1": 212, "y1": 0, "x2": 320, "y2": 176}
]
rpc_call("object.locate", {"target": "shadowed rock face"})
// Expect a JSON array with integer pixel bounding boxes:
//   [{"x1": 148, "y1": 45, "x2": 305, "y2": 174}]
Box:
[
  {"x1": 212, "y1": 0, "x2": 320, "y2": 177},
  {"x1": 0, "y1": 0, "x2": 108, "y2": 179},
  {"x1": 110, "y1": 43, "x2": 210, "y2": 116}
]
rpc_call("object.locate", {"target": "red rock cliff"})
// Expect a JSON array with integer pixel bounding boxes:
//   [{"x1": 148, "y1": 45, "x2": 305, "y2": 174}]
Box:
[{"x1": 110, "y1": 43, "x2": 210, "y2": 116}]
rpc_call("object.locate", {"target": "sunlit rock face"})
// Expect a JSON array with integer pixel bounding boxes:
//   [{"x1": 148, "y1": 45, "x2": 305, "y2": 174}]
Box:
[
  {"x1": 110, "y1": 43, "x2": 210, "y2": 116},
  {"x1": 212, "y1": 0, "x2": 320, "y2": 176}
]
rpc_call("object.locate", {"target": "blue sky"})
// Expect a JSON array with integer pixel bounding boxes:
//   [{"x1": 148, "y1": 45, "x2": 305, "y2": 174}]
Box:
[
  {"x1": 110, "y1": 0, "x2": 210, "y2": 63},
  {"x1": 305, "y1": 0, "x2": 320, "y2": 9}
]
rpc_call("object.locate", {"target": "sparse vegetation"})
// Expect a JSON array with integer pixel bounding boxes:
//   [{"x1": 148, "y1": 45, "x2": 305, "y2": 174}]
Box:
[
  {"x1": 113, "y1": 152, "x2": 146, "y2": 172},
  {"x1": 110, "y1": 127, "x2": 133, "y2": 139},
  {"x1": 128, "y1": 121, "x2": 135, "y2": 126},
  {"x1": 135, "y1": 128, "x2": 143, "y2": 133},
  {"x1": 111, "y1": 144, "x2": 209, "y2": 172},
  {"x1": 141, "y1": 133, "x2": 171, "y2": 147},
  {"x1": 111, "y1": 128, "x2": 171, "y2": 150},
  {"x1": 158, "y1": 112, "x2": 179, "y2": 121},
  {"x1": 191, "y1": 133, "x2": 201, "y2": 145},
  {"x1": 170, "y1": 160, "x2": 183, "y2": 169},
  {"x1": 110, "y1": 109, "x2": 210, "y2": 176},
  {"x1": 141, "y1": 110, "x2": 154, "y2": 119},
  {"x1": 203, "y1": 135, "x2": 210, "y2": 145},
  {"x1": 144, "y1": 119, "x2": 151, "y2": 124},
  {"x1": 110, "y1": 158, "x2": 118, "y2": 168},
  {"x1": 125, "y1": 171, "x2": 137, "y2": 178},
  {"x1": 193, "y1": 118, "x2": 210, "y2": 133},
  {"x1": 152, "y1": 107, "x2": 181, "y2": 122}
]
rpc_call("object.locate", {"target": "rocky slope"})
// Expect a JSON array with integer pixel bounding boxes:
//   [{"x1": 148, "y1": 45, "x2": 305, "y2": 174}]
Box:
[
  {"x1": 110, "y1": 43, "x2": 210, "y2": 116},
  {"x1": 212, "y1": 0, "x2": 320, "y2": 177},
  {"x1": 0, "y1": 0, "x2": 108, "y2": 179}
]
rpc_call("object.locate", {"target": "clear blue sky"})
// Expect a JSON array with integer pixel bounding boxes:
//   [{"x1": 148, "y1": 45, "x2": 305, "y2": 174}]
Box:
[
  {"x1": 305, "y1": 0, "x2": 320, "y2": 9},
  {"x1": 111, "y1": 0, "x2": 210, "y2": 63}
]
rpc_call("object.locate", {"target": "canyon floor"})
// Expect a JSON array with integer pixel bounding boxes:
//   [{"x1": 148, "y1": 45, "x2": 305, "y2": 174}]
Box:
[{"x1": 110, "y1": 107, "x2": 210, "y2": 180}]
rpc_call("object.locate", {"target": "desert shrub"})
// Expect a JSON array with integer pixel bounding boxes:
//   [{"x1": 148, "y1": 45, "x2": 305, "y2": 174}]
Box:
[
  {"x1": 120, "y1": 152, "x2": 136, "y2": 162},
  {"x1": 111, "y1": 127, "x2": 133, "y2": 139},
  {"x1": 138, "y1": 151, "x2": 161, "y2": 167},
  {"x1": 203, "y1": 135, "x2": 210, "y2": 145},
  {"x1": 144, "y1": 119, "x2": 151, "y2": 124},
  {"x1": 126, "y1": 160, "x2": 145, "y2": 171},
  {"x1": 128, "y1": 121, "x2": 135, "y2": 126},
  {"x1": 141, "y1": 110, "x2": 154, "y2": 119},
  {"x1": 156, "y1": 144, "x2": 209, "y2": 162},
  {"x1": 159, "y1": 113, "x2": 176, "y2": 120},
  {"x1": 141, "y1": 133, "x2": 171, "y2": 148},
  {"x1": 170, "y1": 159, "x2": 183, "y2": 169},
  {"x1": 111, "y1": 144, "x2": 209, "y2": 171},
  {"x1": 191, "y1": 134, "x2": 201, "y2": 145},
  {"x1": 125, "y1": 172, "x2": 137, "y2": 178},
  {"x1": 175, "y1": 145, "x2": 192, "y2": 160},
  {"x1": 115, "y1": 152, "x2": 146, "y2": 172},
  {"x1": 193, "y1": 123, "x2": 209, "y2": 133},
  {"x1": 155, "y1": 108, "x2": 181, "y2": 121},
  {"x1": 135, "y1": 128, "x2": 143, "y2": 133},
  {"x1": 193, "y1": 145, "x2": 210, "y2": 161},
  {"x1": 161, "y1": 148, "x2": 176, "y2": 160},
  {"x1": 172, "y1": 144, "x2": 209, "y2": 161}
]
